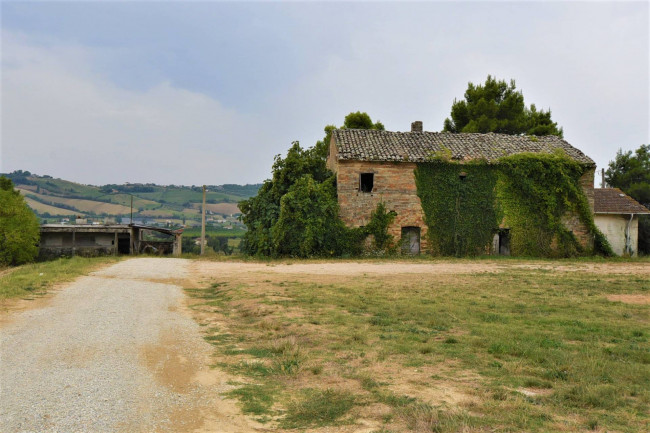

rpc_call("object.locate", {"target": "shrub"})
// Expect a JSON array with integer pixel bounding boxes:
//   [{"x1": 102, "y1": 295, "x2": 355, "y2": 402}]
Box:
[{"x1": 0, "y1": 177, "x2": 40, "y2": 265}]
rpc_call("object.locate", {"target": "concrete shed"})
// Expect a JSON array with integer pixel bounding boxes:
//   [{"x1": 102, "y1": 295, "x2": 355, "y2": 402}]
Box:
[
  {"x1": 39, "y1": 224, "x2": 183, "y2": 259},
  {"x1": 593, "y1": 188, "x2": 650, "y2": 256}
]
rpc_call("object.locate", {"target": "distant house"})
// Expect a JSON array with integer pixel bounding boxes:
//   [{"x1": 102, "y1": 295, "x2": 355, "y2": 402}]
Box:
[
  {"x1": 326, "y1": 121, "x2": 596, "y2": 255},
  {"x1": 593, "y1": 188, "x2": 650, "y2": 256}
]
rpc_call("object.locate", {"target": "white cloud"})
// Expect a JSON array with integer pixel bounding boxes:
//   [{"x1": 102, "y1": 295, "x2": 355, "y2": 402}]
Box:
[{"x1": 1, "y1": 30, "x2": 275, "y2": 185}]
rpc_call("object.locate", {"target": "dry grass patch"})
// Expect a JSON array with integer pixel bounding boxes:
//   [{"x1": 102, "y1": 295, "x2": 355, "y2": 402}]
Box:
[{"x1": 186, "y1": 260, "x2": 649, "y2": 432}]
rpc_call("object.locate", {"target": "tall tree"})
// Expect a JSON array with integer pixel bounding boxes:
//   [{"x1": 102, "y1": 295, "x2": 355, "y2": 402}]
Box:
[
  {"x1": 239, "y1": 112, "x2": 382, "y2": 257},
  {"x1": 0, "y1": 176, "x2": 40, "y2": 265},
  {"x1": 443, "y1": 75, "x2": 563, "y2": 137},
  {"x1": 342, "y1": 111, "x2": 385, "y2": 131},
  {"x1": 605, "y1": 145, "x2": 650, "y2": 254}
]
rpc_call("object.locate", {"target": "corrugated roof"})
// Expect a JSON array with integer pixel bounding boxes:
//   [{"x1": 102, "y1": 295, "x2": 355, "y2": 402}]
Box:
[
  {"x1": 333, "y1": 129, "x2": 594, "y2": 165},
  {"x1": 593, "y1": 188, "x2": 650, "y2": 214}
]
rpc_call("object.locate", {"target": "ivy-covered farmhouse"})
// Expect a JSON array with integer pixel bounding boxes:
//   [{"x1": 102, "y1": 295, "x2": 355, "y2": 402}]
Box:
[{"x1": 326, "y1": 121, "x2": 609, "y2": 257}]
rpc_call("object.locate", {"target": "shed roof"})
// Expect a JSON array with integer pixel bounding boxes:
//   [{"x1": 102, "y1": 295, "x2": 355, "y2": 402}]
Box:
[
  {"x1": 593, "y1": 188, "x2": 650, "y2": 215},
  {"x1": 333, "y1": 129, "x2": 594, "y2": 165},
  {"x1": 40, "y1": 224, "x2": 183, "y2": 235}
]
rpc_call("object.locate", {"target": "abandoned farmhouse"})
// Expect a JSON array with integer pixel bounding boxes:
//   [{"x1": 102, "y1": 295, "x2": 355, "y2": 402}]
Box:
[{"x1": 327, "y1": 121, "x2": 648, "y2": 256}]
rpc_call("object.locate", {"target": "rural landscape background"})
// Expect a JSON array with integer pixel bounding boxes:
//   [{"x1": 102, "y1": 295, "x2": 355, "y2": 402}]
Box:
[{"x1": 1, "y1": 1, "x2": 648, "y2": 433}]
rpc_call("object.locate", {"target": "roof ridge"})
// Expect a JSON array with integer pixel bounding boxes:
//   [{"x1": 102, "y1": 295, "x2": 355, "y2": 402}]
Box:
[{"x1": 333, "y1": 129, "x2": 594, "y2": 165}]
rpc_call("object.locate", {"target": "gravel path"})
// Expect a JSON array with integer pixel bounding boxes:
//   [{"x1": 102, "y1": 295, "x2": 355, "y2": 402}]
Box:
[{"x1": 0, "y1": 258, "x2": 256, "y2": 433}]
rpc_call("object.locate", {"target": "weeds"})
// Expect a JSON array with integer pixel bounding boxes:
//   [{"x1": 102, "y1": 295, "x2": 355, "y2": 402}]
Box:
[{"x1": 281, "y1": 388, "x2": 356, "y2": 428}]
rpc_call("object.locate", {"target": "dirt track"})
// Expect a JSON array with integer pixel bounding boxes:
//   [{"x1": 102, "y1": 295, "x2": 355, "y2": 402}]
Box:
[
  {"x1": 0, "y1": 258, "x2": 257, "y2": 433},
  {"x1": 191, "y1": 259, "x2": 650, "y2": 277}
]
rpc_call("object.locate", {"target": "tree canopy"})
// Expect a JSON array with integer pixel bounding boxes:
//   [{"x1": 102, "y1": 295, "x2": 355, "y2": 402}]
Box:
[
  {"x1": 605, "y1": 145, "x2": 650, "y2": 207},
  {"x1": 443, "y1": 75, "x2": 563, "y2": 137},
  {"x1": 605, "y1": 145, "x2": 650, "y2": 254},
  {"x1": 0, "y1": 176, "x2": 40, "y2": 265},
  {"x1": 342, "y1": 111, "x2": 385, "y2": 131},
  {"x1": 239, "y1": 112, "x2": 389, "y2": 257}
]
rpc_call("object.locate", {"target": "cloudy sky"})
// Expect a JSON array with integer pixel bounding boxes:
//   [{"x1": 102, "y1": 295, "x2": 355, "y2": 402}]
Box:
[{"x1": 1, "y1": 1, "x2": 648, "y2": 186}]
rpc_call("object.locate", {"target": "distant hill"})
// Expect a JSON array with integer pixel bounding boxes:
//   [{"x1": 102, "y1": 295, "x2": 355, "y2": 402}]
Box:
[{"x1": 2, "y1": 170, "x2": 261, "y2": 229}]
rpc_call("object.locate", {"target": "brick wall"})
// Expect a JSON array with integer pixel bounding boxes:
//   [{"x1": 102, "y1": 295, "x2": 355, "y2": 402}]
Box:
[
  {"x1": 332, "y1": 158, "x2": 597, "y2": 255},
  {"x1": 336, "y1": 161, "x2": 428, "y2": 251},
  {"x1": 561, "y1": 168, "x2": 595, "y2": 249}
]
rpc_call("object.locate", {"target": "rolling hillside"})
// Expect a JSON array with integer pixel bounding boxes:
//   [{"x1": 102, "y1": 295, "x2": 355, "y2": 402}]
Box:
[{"x1": 3, "y1": 171, "x2": 260, "y2": 230}]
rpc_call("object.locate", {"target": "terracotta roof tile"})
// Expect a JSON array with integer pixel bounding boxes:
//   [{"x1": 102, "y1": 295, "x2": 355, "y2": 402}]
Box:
[
  {"x1": 333, "y1": 129, "x2": 594, "y2": 165},
  {"x1": 593, "y1": 188, "x2": 650, "y2": 214}
]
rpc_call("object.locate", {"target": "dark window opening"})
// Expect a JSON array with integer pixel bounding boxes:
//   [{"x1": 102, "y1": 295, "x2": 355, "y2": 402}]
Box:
[
  {"x1": 360, "y1": 173, "x2": 374, "y2": 193},
  {"x1": 498, "y1": 229, "x2": 510, "y2": 256}
]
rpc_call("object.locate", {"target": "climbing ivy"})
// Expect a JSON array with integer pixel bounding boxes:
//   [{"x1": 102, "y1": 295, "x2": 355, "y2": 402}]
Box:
[
  {"x1": 415, "y1": 160, "x2": 500, "y2": 256},
  {"x1": 498, "y1": 151, "x2": 612, "y2": 257},
  {"x1": 414, "y1": 151, "x2": 613, "y2": 257},
  {"x1": 364, "y1": 201, "x2": 396, "y2": 253}
]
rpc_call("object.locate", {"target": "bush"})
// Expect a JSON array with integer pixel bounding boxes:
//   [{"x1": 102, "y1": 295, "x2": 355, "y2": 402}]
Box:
[{"x1": 0, "y1": 177, "x2": 40, "y2": 265}]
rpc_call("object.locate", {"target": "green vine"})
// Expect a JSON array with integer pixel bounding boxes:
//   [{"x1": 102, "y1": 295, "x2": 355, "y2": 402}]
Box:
[
  {"x1": 364, "y1": 201, "x2": 396, "y2": 254},
  {"x1": 498, "y1": 151, "x2": 612, "y2": 257},
  {"x1": 414, "y1": 151, "x2": 613, "y2": 257},
  {"x1": 415, "y1": 160, "x2": 500, "y2": 256}
]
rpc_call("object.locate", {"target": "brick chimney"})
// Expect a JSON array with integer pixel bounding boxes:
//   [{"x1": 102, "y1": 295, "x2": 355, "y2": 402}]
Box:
[{"x1": 411, "y1": 121, "x2": 423, "y2": 132}]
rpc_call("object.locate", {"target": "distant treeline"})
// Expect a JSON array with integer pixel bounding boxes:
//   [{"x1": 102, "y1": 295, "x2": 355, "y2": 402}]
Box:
[{"x1": 100, "y1": 184, "x2": 156, "y2": 193}]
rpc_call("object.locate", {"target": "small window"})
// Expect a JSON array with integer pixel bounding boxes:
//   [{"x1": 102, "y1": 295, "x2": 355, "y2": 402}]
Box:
[{"x1": 360, "y1": 173, "x2": 374, "y2": 193}]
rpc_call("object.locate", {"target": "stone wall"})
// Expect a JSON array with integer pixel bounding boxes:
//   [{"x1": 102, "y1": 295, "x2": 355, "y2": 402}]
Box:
[{"x1": 336, "y1": 160, "x2": 428, "y2": 252}]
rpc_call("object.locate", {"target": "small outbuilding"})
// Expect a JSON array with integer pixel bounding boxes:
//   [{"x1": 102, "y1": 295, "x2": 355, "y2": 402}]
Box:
[
  {"x1": 593, "y1": 188, "x2": 650, "y2": 256},
  {"x1": 39, "y1": 224, "x2": 183, "y2": 259}
]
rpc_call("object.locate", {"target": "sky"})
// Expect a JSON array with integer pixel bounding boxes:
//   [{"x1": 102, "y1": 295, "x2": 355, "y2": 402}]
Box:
[{"x1": 1, "y1": 1, "x2": 648, "y2": 186}]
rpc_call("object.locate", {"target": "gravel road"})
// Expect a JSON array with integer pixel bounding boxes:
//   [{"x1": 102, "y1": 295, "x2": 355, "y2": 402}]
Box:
[{"x1": 0, "y1": 258, "x2": 256, "y2": 433}]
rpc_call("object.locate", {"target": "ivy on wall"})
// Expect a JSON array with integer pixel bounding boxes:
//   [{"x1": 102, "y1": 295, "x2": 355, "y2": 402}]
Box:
[
  {"x1": 498, "y1": 151, "x2": 611, "y2": 257},
  {"x1": 414, "y1": 151, "x2": 613, "y2": 257},
  {"x1": 414, "y1": 160, "x2": 500, "y2": 256},
  {"x1": 365, "y1": 201, "x2": 396, "y2": 253}
]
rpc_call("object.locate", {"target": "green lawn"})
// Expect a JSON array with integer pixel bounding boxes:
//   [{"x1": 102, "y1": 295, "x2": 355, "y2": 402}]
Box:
[{"x1": 186, "y1": 260, "x2": 649, "y2": 432}]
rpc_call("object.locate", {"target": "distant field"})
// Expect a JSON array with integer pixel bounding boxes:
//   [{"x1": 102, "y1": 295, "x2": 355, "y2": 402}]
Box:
[
  {"x1": 106, "y1": 193, "x2": 160, "y2": 210},
  {"x1": 5, "y1": 174, "x2": 259, "y2": 222},
  {"x1": 191, "y1": 202, "x2": 241, "y2": 215},
  {"x1": 188, "y1": 259, "x2": 650, "y2": 432},
  {"x1": 28, "y1": 177, "x2": 103, "y2": 198},
  {"x1": 19, "y1": 189, "x2": 132, "y2": 215},
  {"x1": 181, "y1": 227, "x2": 246, "y2": 238},
  {"x1": 139, "y1": 209, "x2": 176, "y2": 218},
  {"x1": 137, "y1": 188, "x2": 240, "y2": 205},
  {"x1": 22, "y1": 197, "x2": 81, "y2": 217}
]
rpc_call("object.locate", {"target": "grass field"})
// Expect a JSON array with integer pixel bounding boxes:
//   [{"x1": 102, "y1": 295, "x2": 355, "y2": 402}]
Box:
[
  {"x1": 187, "y1": 259, "x2": 649, "y2": 432},
  {"x1": 0, "y1": 256, "x2": 121, "y2": 300}
]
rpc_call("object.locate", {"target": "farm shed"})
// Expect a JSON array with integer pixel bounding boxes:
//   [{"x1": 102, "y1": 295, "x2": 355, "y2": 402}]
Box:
[
  {"x1": 326, "y1": 121, "x2": 596, "y2": 255},
  {"x1": 593, "y1": 188, "x2": 650, "y2": 256},
  {"x1": 39, "y1": 224, "x2": 183, "y2": 259}
]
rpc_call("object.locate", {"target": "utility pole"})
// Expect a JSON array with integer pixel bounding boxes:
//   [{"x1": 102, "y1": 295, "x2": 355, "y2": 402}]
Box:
[
  {"x1": 130, "y1": 195, "x2": 133, "y2": 225},
  {"x1": 201, "y1": 185, "x2": 206, "y2": 255}
]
